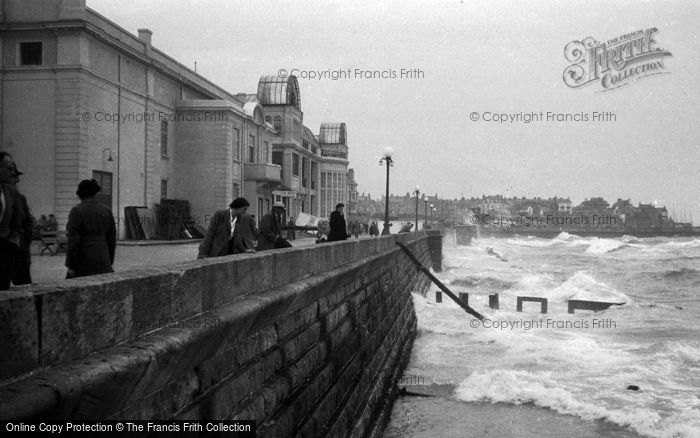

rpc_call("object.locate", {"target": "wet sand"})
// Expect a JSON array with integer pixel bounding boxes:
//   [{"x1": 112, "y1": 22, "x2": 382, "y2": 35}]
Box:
[{"x1": 383, "y1": 384, "x2": 644, "y2": 438}]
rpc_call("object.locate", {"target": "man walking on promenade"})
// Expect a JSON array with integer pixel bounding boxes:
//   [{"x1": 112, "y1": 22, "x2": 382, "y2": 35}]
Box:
[
  {"x1": 198, "y1": 197, "x2": 256, "y2": 259},
  {"x1": 0, "y1": 152, "x2": 33, "y2": 289},
  {"x1": 328, "y1": 203, "x2": 349, "y2": 242},
  {"x1": 257, "y1": 202, "x2": 289, "y2": 251}
]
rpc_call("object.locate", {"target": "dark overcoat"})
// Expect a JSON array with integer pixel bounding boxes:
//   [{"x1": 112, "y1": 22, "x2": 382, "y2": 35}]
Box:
[
  {"x1": 256, "y1": 211, "x2": 282, "y2": 251},
  {"x1": 327, "y1": 210, "x2": 348, "y2": 242},
  {"x1": 198, "y1": 210, "x2": 256, "y2": 258},
  {"x1": 65, "y1": 199, "x2": 116, "y2": 277}
]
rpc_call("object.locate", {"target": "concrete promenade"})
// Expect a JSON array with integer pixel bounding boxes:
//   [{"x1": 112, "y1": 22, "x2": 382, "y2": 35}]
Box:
[{"x1": 25, "y1": 236, "x2": 330, "y2": 285}]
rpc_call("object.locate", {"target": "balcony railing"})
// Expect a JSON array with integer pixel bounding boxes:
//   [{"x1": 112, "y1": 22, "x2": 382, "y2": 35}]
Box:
[
  {"x1": 321, "y1": 150, "x2": 348, "y2": 159},
  {"x1": 244, "y1": 163, "x2": 282, "y2": 182}
]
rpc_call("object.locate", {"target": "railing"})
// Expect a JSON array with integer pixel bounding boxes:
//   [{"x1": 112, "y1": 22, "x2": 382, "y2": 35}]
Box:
[
  {"x1": 244, "y1": 163, "x2": 282, "y2": 182},
  {"x1": 321, "y1": 150, "x2": 348, "y2": 159}
]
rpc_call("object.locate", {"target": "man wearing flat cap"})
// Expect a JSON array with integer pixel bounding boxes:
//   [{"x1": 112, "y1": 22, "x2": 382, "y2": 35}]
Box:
[
  {"x1": 256, "y1": 201, "x2": 288, "y2": 251},
  {"x1": 198, "y1": 197, "x2": 256, "y2": 259},
  {"x1": 65, "y1": 179, "x2": 117, "y2": 278}
]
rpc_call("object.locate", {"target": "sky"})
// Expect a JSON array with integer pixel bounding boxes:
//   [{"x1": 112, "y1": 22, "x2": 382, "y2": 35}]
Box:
[{"x1": 89, "y1": 0, "x2": 700, "y2": 221}]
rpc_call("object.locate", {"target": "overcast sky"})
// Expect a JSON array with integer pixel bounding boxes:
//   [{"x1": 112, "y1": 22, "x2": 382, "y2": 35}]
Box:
[{"x1": 89, "y1": 0, "x2": 700, "y2": 221}]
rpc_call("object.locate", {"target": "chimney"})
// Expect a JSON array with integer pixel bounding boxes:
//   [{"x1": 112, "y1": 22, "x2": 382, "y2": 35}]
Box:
[{"x1": 138, "y1": 28, "x2": 152, "y2": 55}]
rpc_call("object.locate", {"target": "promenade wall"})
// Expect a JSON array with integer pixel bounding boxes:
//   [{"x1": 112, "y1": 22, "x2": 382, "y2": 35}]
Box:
[{"x1": 0, "y1": 231, "x2": 442, "y2": 437}]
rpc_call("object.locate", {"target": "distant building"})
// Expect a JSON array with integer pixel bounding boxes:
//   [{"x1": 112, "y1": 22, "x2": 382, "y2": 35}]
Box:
[
  {"x1": 318, "y1": 123, "x2": 349, "y2": 216},
  {"x1": 574, "y1": 197, "x2": 610, "y2": 215},
  {"x1": 346, "y1": 169, "x2": 358, "y2": 215}
]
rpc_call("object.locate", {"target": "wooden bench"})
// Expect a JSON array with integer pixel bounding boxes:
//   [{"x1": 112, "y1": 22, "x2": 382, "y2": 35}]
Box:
[{"x1": 40, "y1": 231, "x2": 67, "y2": 256}]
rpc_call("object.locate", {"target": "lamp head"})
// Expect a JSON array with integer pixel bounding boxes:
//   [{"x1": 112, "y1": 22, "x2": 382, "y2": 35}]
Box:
[{"x1": 383, "y1": 147, "x2": 394, "y2": 158}]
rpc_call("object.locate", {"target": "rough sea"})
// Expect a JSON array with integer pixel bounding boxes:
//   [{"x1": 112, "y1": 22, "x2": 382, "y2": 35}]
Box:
[{"x1": 395, "y1": 233, "x2": 700, "y2": 438}]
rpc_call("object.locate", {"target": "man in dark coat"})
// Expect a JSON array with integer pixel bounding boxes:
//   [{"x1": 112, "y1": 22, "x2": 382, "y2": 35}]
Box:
[
  {"x1": 198, "y1": 197, "x2": 256, "y2": 259},
  {"x1": 327, "y1": 203, "x2": 349, "y2": 242},
  {"x1": 10, "y1": 166, "x2": 34, "y2": 285},
  {"x1": 0, "y1": 152, "x2": 32, "y2": 289},
  {"x1": 257, "y1": 202, "x2": 285, "y2": 251},
  {"x1": 65, "y1": 179, "x2": 117, "y2": 278}
]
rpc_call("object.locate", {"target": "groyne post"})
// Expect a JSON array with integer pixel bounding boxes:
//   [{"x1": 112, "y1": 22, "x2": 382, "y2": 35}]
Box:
[
  {"x1": 489, "y1": 293, "x2": 499, "y2": 310},
  {"x1": 516, "y1": 296, "x2": 548, "y2": 314}
]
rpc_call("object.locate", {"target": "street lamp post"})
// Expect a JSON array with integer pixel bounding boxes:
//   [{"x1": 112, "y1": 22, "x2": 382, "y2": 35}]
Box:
[
  {"x1": 423, "y1": 195, "x2": 428, "y2": 229},
  {"x1": 432, "y1": 207, "x2": 437, "y2": 227},
  {"x1": 379, "y1": 147, "x2": 394, "y2": 235},
  {"x1": 413, "y1": 186, "x2": 420, "y2": 232}
]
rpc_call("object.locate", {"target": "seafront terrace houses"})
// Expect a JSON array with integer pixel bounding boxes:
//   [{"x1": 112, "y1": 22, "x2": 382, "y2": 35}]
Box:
[{"x1": 0, "y1": 0, "x2": 283, "y2": 236}]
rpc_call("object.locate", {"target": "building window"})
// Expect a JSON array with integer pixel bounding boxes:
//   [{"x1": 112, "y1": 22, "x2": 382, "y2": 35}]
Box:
[
  {"x1": 265, "y1": 116, "x2": 271, "y2": 126},
  {"x1": 233, "y1": 128, "x2": 240, "y2": 161},
  {"x1": 302, "y1": 157, "x2": 308, "y2": 187},
  {"x1": 293, "y1": 120, "x2": 301, "y2": 138},
  {"x1": 248, "y1": 135, "x2": 255, "y2": 163},
  {"x1": 262, "y1": 141, "x2": 269, "y2": 163},
  {"x1": 92, "y1": 171, "x2": 112, "y2": 210},
  {"x1": 19, "y1": 42, "x2": 42, "y2": 65},
  {"x1": 272, "y1": 151, "x2": 284, "y2": 180},
  {"x1": 292, "y1": 154, "x2": 300, "y2": 176},
  {"x1": 233, "y1": 183, "x2": 240, "y2": 197},
  {"x1": 160, "y1": 179, "x2": 168, "y2": 199},
  {"x1": 160, "y1": 121, "x2": 168, "y2": 157},
  {"x1": 273, "y1": 116, "x2": 282, "y2": 133}
]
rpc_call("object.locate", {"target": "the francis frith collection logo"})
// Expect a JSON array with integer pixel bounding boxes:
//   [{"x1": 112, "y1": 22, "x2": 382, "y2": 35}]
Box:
[{"x1": 563, "y1": 28, "x2": 672, "y2": 92}]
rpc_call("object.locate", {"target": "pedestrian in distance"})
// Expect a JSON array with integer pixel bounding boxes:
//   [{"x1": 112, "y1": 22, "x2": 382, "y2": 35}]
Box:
[
  {"x1": 65, "y1": 179, "x2": 116, "y2": 278},
  {"x1": 47, "y1": 214, "x2": 57, "y2": 231},
  {"x1": 198, "y1": 197, "x2": 256, "y2": 259}
]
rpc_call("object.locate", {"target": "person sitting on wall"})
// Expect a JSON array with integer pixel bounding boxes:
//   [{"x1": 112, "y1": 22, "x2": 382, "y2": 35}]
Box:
[
  {"x1": 327, "y1": 203, "x2": 349, "y2": 242},
  {"x1": 198, "y1": 197, "x2": 256, "y2": 259},
  {"x1": 257, "y1": 202, "x2": 292, "y2": 251},
  {"x1": 65, "y1": 179, "x2": 117, "y2": 278},
  {"x1": 399, "y1": 223, "x2": 414, "y2": 233}
]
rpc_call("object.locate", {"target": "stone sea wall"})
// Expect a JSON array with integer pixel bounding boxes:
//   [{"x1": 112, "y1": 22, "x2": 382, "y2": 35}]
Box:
[{"x1": 0, "y1": 231, "x2": 442, "y2": 437}]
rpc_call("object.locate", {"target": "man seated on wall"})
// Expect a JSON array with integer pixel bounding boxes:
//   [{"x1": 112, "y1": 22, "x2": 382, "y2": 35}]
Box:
[{"x1": 198, "y1": 197, "x2": 256, "y2": 259}]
